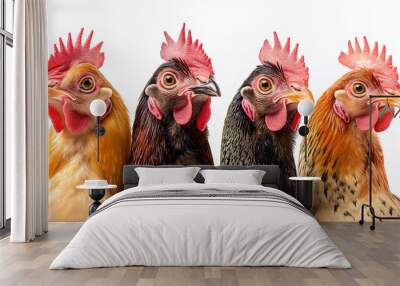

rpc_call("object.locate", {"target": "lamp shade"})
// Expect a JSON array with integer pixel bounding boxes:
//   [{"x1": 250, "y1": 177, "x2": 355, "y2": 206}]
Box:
[
  {"x1": 90, "y1": 99, "x2": 107, "y2": 117},
  {"x1": 298, "y1": 99, "x2": 315, "y2": 116}
]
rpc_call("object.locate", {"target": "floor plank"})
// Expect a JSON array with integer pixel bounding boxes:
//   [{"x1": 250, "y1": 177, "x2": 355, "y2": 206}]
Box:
[{"x1": 0, "y1": 222, "x2": 399, "y2": 286}]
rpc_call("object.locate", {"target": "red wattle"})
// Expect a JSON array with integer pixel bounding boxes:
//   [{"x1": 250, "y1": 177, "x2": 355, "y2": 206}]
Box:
[
  {"x1": 196, "y1": 97, "x2": 211, "y2": 132},
  {"x1": 355, "y1": 105, "x2": 379, "y2": 131},
  {"x1": 264, "y1": 102, "x2": 288, "y2": 131},
  {"x1": 290, "y1": 112, "x2": 301, "y2": 131},
  {"x1": 173, "y1": 93, "x2": 193, "y2": 125},
  {"x1": 374, "y1": 108, "x2": 394, "y2": 132},
  {"x1": 48, "y1": 106, "x2": 64, "y2": 133},
  {"x1": 63, "y1": 101, "x2": 90, "y2": 133}
]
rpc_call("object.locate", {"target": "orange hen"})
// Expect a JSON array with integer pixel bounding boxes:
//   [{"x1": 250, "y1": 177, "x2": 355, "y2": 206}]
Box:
[
  {"x1": 298, "y1": 37, "x2": 400, "y2": 221},
  {"x1": 48, "y1": 29, "x2": 131, "y2": 221}
]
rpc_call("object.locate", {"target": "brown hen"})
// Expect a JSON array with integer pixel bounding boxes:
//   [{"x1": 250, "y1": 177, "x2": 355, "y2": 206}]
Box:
[{"x1": 299, "y1": 37, "x2": 400, "y2": 221}]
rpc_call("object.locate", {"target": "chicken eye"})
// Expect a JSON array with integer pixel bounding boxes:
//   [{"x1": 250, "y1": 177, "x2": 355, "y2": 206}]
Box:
[
  {"x1": 79, "y1": 76, "x2": 96, "y2": 93},
  {"x1": 257, "y1": 77, "x2": 274, "y2": 94},
  {"x1": 351, "y1": 82, "x2": 367, "y2": 97},
  {"x1": 161, "y1": 72, "x2": 178, "y2": 89}
]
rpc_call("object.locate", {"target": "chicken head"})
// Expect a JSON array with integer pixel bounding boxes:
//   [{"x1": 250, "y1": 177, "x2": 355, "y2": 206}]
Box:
[
  {"x1": 333, "y1": 37, "x2": 400, "y2": 132},
  {"x1": 48, "y1": 29, "x2": 114, "y2": 135},
  {"x1": 240, "y1": 32, "x2": 314, "y2": 132},
  {"x1": 145, "y1": 24, "x2": 221, "y2": 132}
]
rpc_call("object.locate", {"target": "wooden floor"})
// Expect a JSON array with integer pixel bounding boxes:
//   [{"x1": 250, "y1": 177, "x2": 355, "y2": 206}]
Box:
[{"x1": 0, "y1": 222, "x2": 399, "y2": 286}]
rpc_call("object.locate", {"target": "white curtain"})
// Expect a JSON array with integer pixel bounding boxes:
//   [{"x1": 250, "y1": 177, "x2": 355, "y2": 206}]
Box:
[{"x1": 9, "y1": 0, "x2": 48, "y2": 242}]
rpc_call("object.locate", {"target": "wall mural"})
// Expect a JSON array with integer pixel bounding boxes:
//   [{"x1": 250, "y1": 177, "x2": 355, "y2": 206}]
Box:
[
  {"x1": 298, "y1": 37, "x2": 400, "y2": 221},
  {"x1": 47, "y1": 26, "x2": 400, "y2": 222}
]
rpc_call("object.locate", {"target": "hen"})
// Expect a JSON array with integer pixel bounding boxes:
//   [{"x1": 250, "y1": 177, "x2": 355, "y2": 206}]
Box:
[
  {"x1": 220, "y1": 32, "x2": 313, "y2": 193},
  {"x1": 130, "y1": 24, "x2": 220, "y2": 165},
  {"x1": 298, "y1": 37, "x2": 400, "y2": 221},
  {"x1": 48, "y1": 29, "x2": 131, "y2": 221}
]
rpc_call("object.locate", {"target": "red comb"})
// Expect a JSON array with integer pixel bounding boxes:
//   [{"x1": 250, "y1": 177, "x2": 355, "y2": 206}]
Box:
[
  {"x1": 48, "y1": 28, "x2": 105, "y2": 83},
  {"x1": 339, "y1": 37, "x2": 400, "y2": 91},
  {"x1": 160, "y1": 23, "x2": 214, "y2": 79},
  {"x1": 259, "y1": 32, "x2": 309, "y2": 86}
]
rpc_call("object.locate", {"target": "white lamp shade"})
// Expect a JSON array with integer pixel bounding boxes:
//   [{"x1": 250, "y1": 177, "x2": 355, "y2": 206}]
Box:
[
  {"x1": 90, "y1": 99, "x2": 107, "y2": 117},
  {"x1": 298, "y1": 99, "x2": 315, "y2": 116}
]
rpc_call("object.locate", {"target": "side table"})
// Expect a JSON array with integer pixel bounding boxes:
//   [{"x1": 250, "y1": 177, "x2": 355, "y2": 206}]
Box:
[
  {"x1": 77, "y1": 182, "x2": 117, "y2": 215},
  {"x1": 289, "y1": 177, "x2": 321, "y2": 211}
]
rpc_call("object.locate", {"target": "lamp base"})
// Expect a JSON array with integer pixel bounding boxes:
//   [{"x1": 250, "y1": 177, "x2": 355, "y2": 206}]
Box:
[
  {"x1": 88, "y1": 188, "x2": 105, "y2": 215},
  {"x1": 359, "y1": 203, "x2": 400, "y2": 231}
]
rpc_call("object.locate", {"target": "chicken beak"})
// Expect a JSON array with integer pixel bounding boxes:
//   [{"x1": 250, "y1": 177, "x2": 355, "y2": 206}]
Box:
[
  {"x1": 371, "y1": 97, "x2": 400, "y2": 109},
  {"x1": 48, "y1": 86, "x2": 63, "y2": 98},
  {"x1": 284, "y1": 87, "x2": 314, "y2": 104},
  {"x1": 191, "y1": 78, "x2": 221, "y2": 97},
  {"x1": 48, "y1": 86, "x2": 77, "y2": 102}
]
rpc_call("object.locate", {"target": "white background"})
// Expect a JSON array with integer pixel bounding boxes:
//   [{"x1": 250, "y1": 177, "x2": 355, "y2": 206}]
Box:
[{"x1": 47, "y1": 0, "x2": 400, "y2": 196}]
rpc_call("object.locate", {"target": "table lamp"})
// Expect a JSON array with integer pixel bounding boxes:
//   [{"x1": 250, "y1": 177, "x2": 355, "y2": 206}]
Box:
[
  {"x1": 90, "y1": 99, "x2": 107, "y2": 161},
  {"x1": 297, "y1": 99, "x2": 315, "y2": 164}
]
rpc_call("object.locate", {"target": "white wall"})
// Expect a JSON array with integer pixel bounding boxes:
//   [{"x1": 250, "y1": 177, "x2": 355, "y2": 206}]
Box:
[{"x1": 47, "y1": 0, "x2": 400, "y2": 196}]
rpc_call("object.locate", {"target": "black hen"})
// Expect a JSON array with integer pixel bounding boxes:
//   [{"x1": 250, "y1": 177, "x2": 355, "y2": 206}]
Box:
[
  {"x1": 221, "y1": 32, "x2": 313, "y2": 193},
  {"x1": 131, "y1": 24, "x2": 220, "y2": 165}
]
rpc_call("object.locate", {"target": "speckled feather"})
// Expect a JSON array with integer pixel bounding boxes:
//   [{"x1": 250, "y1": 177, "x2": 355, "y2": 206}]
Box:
[{"x1": 221, "y1": 89, "x2": 297, "y2": 193}]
